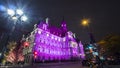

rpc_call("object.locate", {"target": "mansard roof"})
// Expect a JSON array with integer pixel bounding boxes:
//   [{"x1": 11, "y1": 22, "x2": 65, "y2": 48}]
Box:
[{"x1": 37, "y1": 21, "x2": 67, "y2": 37}]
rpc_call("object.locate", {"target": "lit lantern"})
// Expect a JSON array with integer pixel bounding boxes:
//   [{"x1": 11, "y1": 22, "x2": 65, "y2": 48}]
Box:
[
  {"x1": 34, "y1": 51, "x2": 38, "y2": 55},
  {"x1": 34, "y1": 51, "x2": 38, "y2": 58},
  {"x1": 23, "y1": 41, "x2": 29, "y2": 47},
  {"x1": 34, "y1": 55, "x2": 37, "y2": 58}
]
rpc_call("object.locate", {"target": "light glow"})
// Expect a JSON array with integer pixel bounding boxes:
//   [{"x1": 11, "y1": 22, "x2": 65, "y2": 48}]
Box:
[
  {"x1": 81, "y1": 19, "x2": 90, "y2": 26},
  {"x1": 7, "y1": 9, "x2": 15, "y2": 16},
  {"x1": 12, "y1": 16, "x2": 17, "y2": 20},
  {"x1": 16, "y1": 9, "x2": 23, "y2": 15},
  {"x1": 21, "y1": 15, "x2": 27, "y2": 21}
]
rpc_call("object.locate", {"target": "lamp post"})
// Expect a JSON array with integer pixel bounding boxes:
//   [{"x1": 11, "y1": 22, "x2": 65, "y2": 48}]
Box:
[
  {"x1": 81, "y1": 18, "x2": 96, "y2": 44},
  {"x1": 7, "y1": 8, "x2": 27, "y2": 41},
  {"x1": 5, "y1": 8, "x2": 28, "y2": 64},
  {"x1": 81, "y1": 18, "x2": 99, "y2": 59}
]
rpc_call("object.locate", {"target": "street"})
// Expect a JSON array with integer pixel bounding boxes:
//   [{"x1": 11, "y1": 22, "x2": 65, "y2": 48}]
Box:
[
  {"x1": 0, "y1": 62, "x2": 88, "y2": 68},
  {"x1": 1, "y1": 61, "x2": 120, "y2": 68}
]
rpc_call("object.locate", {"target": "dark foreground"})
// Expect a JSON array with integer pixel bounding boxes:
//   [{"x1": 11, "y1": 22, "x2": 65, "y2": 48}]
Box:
[
  {"x1": 0, "y1": 62, "x2": 120, "y2": 68},
  {"x1": 0, "y1": 62, "x2": 87, "y2": 68}
]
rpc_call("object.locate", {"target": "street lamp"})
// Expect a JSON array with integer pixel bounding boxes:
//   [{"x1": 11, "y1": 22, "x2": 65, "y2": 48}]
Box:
[
  {"x1": 81, "y1": 18, "x2": 99, "y2": 59},
  {"x1": 16, "y1": 9, "x2": 23, "y2": 15},
  {"x1": 21, "y1": 15, "x2": 28, "y2": 21},
  {"x1": 81, "y1": 19, "x2": 90, "y2": 27},
  {"x1": 7, "y1": 9, "x2": 15, "y2": 16},
  {"x1": 6, "y1": 8, "x2": 28, "y2": 42},
  {"x1": 81, "y1": 18, "x2": 96, "y2": 43},
  {"x1": 7, "y1": 9, "x2": 27, "y2": 21}
]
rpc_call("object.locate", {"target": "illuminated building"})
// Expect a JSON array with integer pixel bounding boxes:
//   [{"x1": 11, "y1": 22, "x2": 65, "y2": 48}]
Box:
[{"x1": 23, "y1": 19, "x2": 85, "y2": 63}]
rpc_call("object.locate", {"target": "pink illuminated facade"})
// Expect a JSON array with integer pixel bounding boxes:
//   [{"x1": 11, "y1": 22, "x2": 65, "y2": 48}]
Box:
[{"x1": 23, "y1": 19, "x2": 85, "y2": 63}]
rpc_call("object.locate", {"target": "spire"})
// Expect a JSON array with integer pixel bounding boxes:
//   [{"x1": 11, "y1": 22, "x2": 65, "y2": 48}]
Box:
[
  {"x1": 45, "y1": 18, "x2": 49, "y2": 24},
  {"x1": 61, "y1": 17, "x2": 66, "y2": 27},
  {"x1": 61, "y1": 17, "x2": 67, "y2": 32}
]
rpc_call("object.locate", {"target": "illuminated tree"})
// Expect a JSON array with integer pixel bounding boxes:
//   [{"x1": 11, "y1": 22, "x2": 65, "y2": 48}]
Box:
[
  {"x1": 98, "y1": 34, "x2": 120, "y2": 57},
  {"x1": 3, "y1": 41, "x2": 17, "y2": 63},
  {"x1": 4, "y1": 41, "x2": 24, "y2": 64},
  {"x1": 7, "y1": 41, "x2": 17, "y2": 51}
]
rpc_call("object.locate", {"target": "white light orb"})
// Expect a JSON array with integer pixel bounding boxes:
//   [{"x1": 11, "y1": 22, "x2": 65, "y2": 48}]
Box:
[
  {"x1": 7, "y1": 9, "x2": 15, "y2": 16},
  {"x1": 16, "y1": 9, "x2": 23, "y2": 15},
  {"x1": 12, "y1": 16, "x2": 17, "y2": 20},
  {"x1": 21, "y1": 15, "x2": 27, "y2": 21}
]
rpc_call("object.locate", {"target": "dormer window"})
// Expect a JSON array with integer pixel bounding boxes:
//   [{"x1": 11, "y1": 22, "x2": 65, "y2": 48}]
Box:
[{"x1": 43, "y1": 24, "x2": 47, "y2": 30}]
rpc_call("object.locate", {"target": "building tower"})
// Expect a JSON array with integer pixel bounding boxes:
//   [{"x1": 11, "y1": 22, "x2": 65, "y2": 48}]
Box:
[{"x1": 61, "y1": 19, "x2": 67, "y2": 32}]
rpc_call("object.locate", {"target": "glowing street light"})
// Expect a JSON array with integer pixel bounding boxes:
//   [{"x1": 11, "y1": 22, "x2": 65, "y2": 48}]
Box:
[
  {"x1": 12, "y1": 16, "x2": 17, "y2": 20},
  {"x1": 81, "y1": 18, "x2": 99, "y2": 58},
  {"x1": 81, "y1": 19, "x2": 90, "y2": 27},
  {"x1": 16, "y1": 9, "x2": 23, "y2": 15},
  {"x1": 21, "y1": 15, "x2": 27, "y2": 21},
  {"x1": 6, "y1": 8, "x2": 28, "y2": 44},
  {"x1": 7, "y1": 8, "x2": 28, "y2": 21},
  {"x1": 7, "y1": 9, "x2": 15, "y2": 16}
]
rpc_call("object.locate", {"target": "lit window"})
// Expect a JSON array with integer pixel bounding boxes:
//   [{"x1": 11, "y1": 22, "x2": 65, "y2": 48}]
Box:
[
  {"x1": 34, "y1": 43, "x2": 36, "y2": 45},
  {"x1": 58, "y1": 51, "x2": 60, "y2": 55},
  {"x1": 38, "y1": 31, "x2": 41, "y2": 34},
  {"x1": 63, "y1": 38, "x2": 66, "y2": 41},
  {"x1": 45, "y1": 49, "x2": 47, "y2": 53},
  {"x1": 55, "y1": 37, "x2": 57, "y2": 40},
  {"x1": 51, "y1": 36, "x2": 54, "y2": 39},
  {"x1": 58, "y1": 38, "x2": 60, "y2": 41},
  {"x1": 40, "y1": 47, "x2": 43, "y2": 52},
  {"x1": 47, "y1": 34, "x2": 49, "y2": 36}
]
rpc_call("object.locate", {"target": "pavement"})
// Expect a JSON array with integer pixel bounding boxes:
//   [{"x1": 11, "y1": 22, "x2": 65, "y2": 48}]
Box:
[
  {"x1": 0, "y1": 62, "x2": 120, "y2": 68},
  {"x1": 0, "y1": 61, "x2": 88, "y2": 68}
]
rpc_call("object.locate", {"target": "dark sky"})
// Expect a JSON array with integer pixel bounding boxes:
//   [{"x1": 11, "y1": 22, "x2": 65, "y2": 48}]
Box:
[{"x1": 0, "y1": 0, "x2": 120, "y2": 43}]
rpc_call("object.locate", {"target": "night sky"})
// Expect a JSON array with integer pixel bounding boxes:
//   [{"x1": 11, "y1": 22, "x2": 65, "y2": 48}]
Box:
[{"x1": 0, "y1": 0, "x2": 120, "y2": 44}]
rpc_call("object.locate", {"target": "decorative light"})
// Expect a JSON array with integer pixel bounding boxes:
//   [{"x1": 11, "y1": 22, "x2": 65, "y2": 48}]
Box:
[
  {"x1": 93, "y1": 52, "x2": 98, "y2": 56},
  {"x1": 24, "y1": 41, "x2": 29, "y2": 47},
  {"x1": 12, "y1": 16, "x2": 17, "y2": 20},
  {"x1": 88, "y1": 46, "x2": 93, "y2": 49},
  {"x1": 21, "y1": 15, "x2": 27, "y2": 21},
  {"x1": 7, "y1": 9, "x2": 15, "y2": 16},
  {"x1": 16, "y1": 9, "x2": 23, "y2": 15},
  {"x1": 34, "y1": 51, "x2": 38, "y2": 55}
]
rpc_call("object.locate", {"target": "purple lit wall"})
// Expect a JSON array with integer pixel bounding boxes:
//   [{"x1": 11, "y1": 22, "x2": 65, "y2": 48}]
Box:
[
  {"x1": 33, "y1": 20, "x2": 85, "y2": 61},
  {"x1": 79, "y1": 41, "x2": 85, "y2": 59}
]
